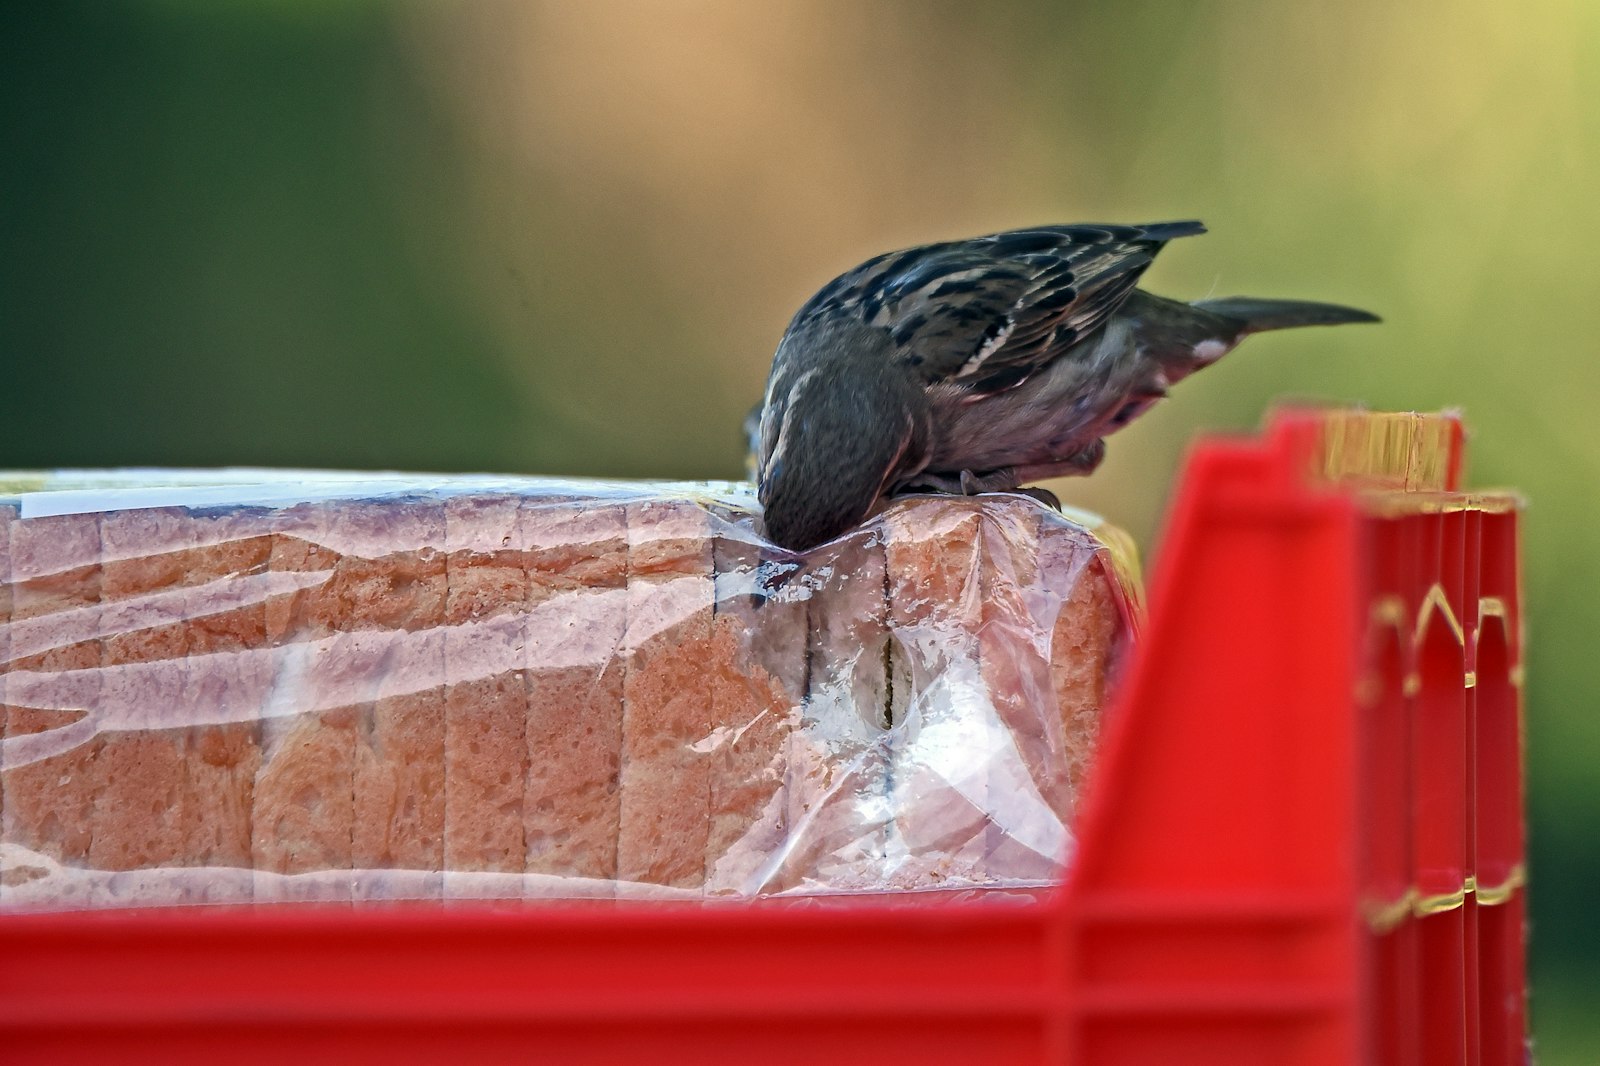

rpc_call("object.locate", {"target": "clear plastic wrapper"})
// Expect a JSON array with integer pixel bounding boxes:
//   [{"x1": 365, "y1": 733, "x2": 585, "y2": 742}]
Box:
[{"x1": 0, "y1": 473, "x2": 1136, "y2": 908}]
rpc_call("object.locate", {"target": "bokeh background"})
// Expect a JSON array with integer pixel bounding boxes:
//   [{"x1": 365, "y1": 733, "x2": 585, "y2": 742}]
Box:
[{"x1": 3, "y1": 2, "x2": 1595, "y2": 1055}]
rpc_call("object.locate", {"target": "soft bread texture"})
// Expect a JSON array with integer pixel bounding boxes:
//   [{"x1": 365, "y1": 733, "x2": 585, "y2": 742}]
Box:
[
  {"x1": 254, "y1": 501, "x2": 356, "y2": 903},
  {"x1": 442, "y1": 495, "x2": 529, "y2": 894},
  {"x1": 179, "y1": 508, "x2": 269, "y2": 901},
  {"x1": 0, "y1": 505, "x2": 12, "y2": 902},
  {"x1": 0, "y1": 485, "x2": 1132, "y2": 907},
  {"x1": 348, "y1": 500, "x2": 447, "y2": 902},
  {"x1": 773, "y1": 516, "x2": 890, "y2": 894},
  {"x1": 705, "y1": 504, "x2": 806, "y2": 896},
  {"x1": 4, "y1": 513, "x2": 102, "y2": 884},
  {"x1": 618, "y1": 500, "x2": 715, "y2": 892},
  {"x1": 884, "y1": 498, "x2": 989, "y2": 888},
  {"x1": 525, "y1": 501, "x2": 627, "y2": 885},
  {"x1": 95, "y1": 509, "x2": 189, "y2": 883}
]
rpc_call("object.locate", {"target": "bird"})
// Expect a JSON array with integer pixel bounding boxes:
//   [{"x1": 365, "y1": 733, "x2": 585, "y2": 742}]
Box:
[{"x1": 754, "y1": 220, "x2": 1377, "y2": 552}]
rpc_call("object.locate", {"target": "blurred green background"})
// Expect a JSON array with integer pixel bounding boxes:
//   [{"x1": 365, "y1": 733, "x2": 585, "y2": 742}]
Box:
[{"x1": 3, "y1": 2, "x2": 1595, "y2": 1055}]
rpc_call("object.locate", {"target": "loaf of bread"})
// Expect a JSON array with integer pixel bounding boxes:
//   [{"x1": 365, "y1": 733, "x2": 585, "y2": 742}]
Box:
[{"x1": 0, "y1": 476, "x2": 1135, "y2": 908}]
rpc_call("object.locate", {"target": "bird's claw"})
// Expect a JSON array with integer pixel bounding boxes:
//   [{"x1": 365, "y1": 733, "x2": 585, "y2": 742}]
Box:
[
  {"x1": 896, "y1": 471, "x2": 1061, "y2": 512},
  {"x1": 902, "y1": 468, "x2": 1022, "y2": 497}
]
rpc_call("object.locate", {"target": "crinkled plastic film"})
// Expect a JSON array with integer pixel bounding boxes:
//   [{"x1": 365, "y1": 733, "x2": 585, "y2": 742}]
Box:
[{"x1": 0, "y1": 473, "x2": 1136, "y2": 909}]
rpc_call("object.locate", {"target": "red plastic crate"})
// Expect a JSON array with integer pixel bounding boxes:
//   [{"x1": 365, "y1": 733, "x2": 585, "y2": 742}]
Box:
[{"x1": 0, "y1": 408, "x2": 1527, "y2": 1065}]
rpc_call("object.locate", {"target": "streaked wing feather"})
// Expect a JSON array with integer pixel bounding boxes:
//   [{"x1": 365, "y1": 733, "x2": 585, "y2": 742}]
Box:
[{"x1": 792, "y1": 222, "x2": 1201, "y2": 398}]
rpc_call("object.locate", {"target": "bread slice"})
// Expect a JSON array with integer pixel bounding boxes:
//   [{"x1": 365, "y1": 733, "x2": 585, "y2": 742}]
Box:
[
  {"x1": 0, "y1": 503, "x2": 14, "y2": 905},
  {"x1": 750, "y1": 523, "x2": 888, "y2": 895},
  {"x1": 883, "y1": 497, "x2": 993, "y2": 888},
  {"x1": 253, "y1": 501, "x2": 357, "y2": 904},
  {"x1": 2, "y1": 513, "x2": 103, "y2": 876},
  {"x1": 179, "y1": 507, "x2": 272, "y2": 903},
  {"x1": 980, "y1": 504, "x2": 1122, "y2": 882},
  {"x1": 442, "y1": 494, "x2": 530, "y2": 900},
  {"x1": 617, "y1": 499, "x2": 714, "y2": 894},
  {"x1": 348, "y1": 499, "x2": 447, "y2": 903},
  {"x1": 92, "y1": 508, "x2": 191, "y2": 890},
  {"x1": 1047, "y1": 545, "x2": 1123, "y2": 805},
  {"x1": 880, "y1": 495, "x2": 1126, "y2": 890},
  {"x1": 704, "y1": 504, "x2": 805, "y2": 896},
  {"x1": 522, "y1": 498, "x2": 629, "y2": 893}
]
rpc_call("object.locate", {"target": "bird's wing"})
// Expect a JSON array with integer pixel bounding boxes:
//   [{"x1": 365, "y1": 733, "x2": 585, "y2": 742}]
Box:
[{"x1": 794, "y1": 221, "x2": 1205, "y2": 397}]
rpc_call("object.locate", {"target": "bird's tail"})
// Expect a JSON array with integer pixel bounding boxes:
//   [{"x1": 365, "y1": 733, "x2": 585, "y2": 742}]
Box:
[{"x1": 1193, "y1": 297, "x2": 1380, "y2": 335}]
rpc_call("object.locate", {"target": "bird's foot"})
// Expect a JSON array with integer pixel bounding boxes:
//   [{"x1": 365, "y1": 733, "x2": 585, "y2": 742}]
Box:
[
  {"x1": 896, "y1": 469, "x2": 1065, "y2": 511},
  {"x1": 900, "y1": 467, "x2": 1021, "y2": 496}
]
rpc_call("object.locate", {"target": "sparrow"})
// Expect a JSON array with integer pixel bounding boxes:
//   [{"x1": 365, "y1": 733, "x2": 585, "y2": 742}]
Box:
[{"x1": 755, "y1": 221, "x2": 1377, "y2": 552}]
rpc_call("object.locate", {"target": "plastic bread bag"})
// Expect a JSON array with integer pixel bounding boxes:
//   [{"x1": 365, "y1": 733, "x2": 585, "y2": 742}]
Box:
[{"x1": 0, "y1": 472, "x2": 1137, "y2": 908}]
